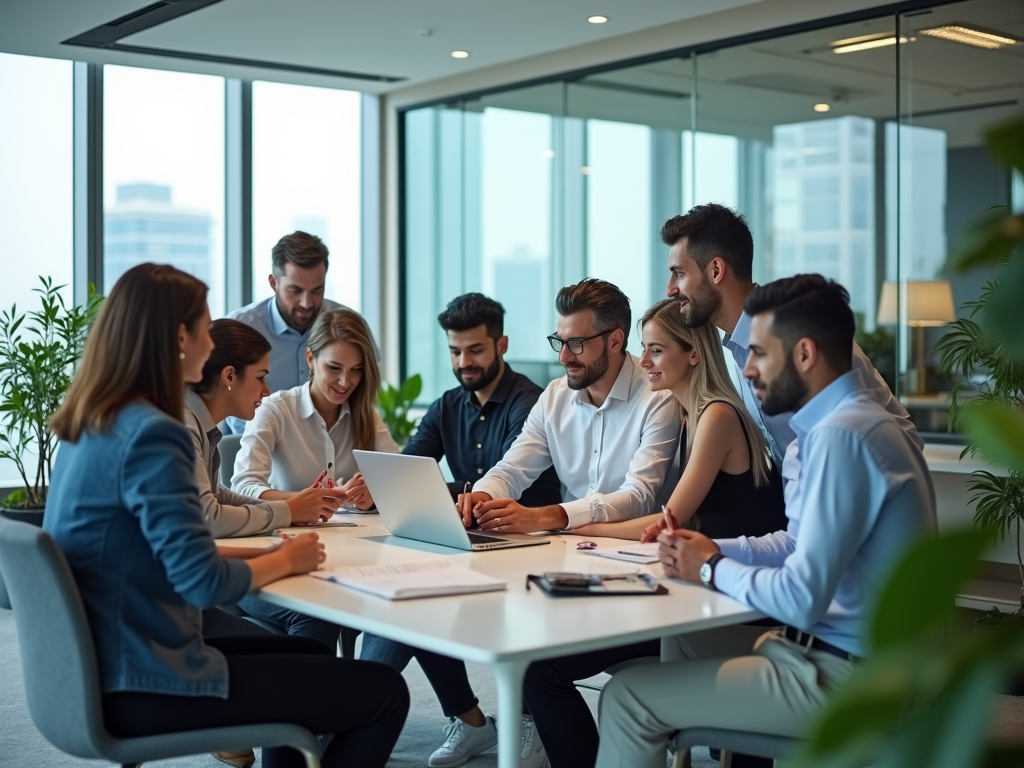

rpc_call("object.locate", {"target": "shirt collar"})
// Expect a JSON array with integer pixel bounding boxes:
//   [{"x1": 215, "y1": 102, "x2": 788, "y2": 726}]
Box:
[
  {"x1": 299, "y1": 382, "x2": 351, "y2": 427},
  {"x1": 573, "y1": 352, "x2": 636, "y2": 407},
  {"x1": 725, "y1": 310, "x2": 753, "y2": 351},
  {"x1": 184, "y1": 387, "x2": 216, "y2": 435},
  {"x1": 789, "y1": 369, "x2": 866, "y2": 444},
  {"x1": 267, "y1": 296, "x2": 300, "y2": 338}
]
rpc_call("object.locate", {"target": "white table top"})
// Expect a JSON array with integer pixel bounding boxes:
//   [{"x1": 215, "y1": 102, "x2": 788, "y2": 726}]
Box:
[{"x1": 224, "y1": 515, "x2": 763, "y2": 665}]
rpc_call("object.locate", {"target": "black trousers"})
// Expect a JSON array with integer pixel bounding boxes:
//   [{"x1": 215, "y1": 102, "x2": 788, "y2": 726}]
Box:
[
  {"x1": 103, "y1": 635, "x2": 409, "y2": 768},
  {"x1": 523, "y1": 639, "x2": 661, "y2": 768}
]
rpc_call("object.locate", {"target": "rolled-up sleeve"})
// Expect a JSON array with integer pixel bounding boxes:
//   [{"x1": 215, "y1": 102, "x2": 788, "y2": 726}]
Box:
[
  {"x1": 231, "y1": 402, "x2": 282, "y2": 498},
  {"x1": 122, "y1": 420, "x2": 251, "y2": 609}
]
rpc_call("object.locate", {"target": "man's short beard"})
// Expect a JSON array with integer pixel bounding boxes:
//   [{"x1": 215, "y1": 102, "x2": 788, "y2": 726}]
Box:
[
  {"x1": 678, "y1": 274, "x2": 721, "y2": 329},
  {"x1": 566, "y1": 346, "x2": 610, "y2": 390},
  {"x1": 455, "y1": 353, "x2": 501, "y2": 392},
  {"x1": 277, "y1": 297, "x2": 320, "y2": 333},
  {"x1": 760, "y1": 355, "x2": 808, "y2": 416}
]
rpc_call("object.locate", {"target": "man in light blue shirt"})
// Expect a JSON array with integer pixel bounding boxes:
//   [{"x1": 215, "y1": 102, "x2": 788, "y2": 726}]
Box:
[
  {"x1": 661, "y1": 204, "x2": 920, "y2": 466},
  {"x1": 594, "y1": 275, "x2": 935, "y2": 768},
  {"x1": 225, "y1": 231, "x2": 379, "y2": 433}
]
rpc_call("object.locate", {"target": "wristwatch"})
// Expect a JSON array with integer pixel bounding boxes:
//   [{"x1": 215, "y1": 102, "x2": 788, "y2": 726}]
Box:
[{"x1": 699, "y1": 553, "x2": 726, "y2": 591}]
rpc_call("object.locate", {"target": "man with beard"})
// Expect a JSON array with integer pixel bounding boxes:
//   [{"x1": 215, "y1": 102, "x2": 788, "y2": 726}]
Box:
[
  {"x1": 225, "y1": 231, "x2": 378, "y2": 433},
  {"x1": 662, "y1": 204, "x2": 920, "y2": 468},
  {"x1": 359, "y1": 293, "x2": 561, "y2": 768},
  {"x1": 594, "y1": 275, "x2": 935, "y2": 768},
  {"x1": 459, "y1": 278, "x2": 680, "y2": 534}
]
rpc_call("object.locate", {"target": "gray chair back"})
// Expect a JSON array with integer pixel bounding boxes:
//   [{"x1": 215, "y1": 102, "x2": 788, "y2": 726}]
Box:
[
  {"x1": 0, "y1": 517, "x2": 110, "y2": 759},
  {"x1": 219, "y1": 433, "x2": 243, "y2": 487}
]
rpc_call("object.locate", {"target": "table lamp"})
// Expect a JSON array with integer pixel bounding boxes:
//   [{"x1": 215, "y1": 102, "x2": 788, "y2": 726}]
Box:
[{"x1": 877, "y1": 280, "x2": 956, "y2": 395}]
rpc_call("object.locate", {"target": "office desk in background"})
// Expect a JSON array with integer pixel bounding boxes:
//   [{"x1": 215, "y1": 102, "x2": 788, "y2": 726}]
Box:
[{"x1": 221, "y1": 516, "x2": 762, "y2": 768}]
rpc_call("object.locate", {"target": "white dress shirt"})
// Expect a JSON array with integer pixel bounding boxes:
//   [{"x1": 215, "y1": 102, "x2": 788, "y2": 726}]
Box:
[
  {"x1": 473, "y1": 353, "x2": 681, "y2": 529},
  {"x1": 231, "y1": 382, "x2": 399, "y2": 498},
  {"x1": 183, "y1": 388, "x2": 291, "y2": 537}
]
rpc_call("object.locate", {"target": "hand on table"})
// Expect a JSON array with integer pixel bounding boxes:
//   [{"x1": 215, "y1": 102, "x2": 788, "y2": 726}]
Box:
[
  {"x1": 657, "y1": 528, "x2": 720, "y2": 582},
  {"x1": 276, "y1": 532, "x2": 326, "y2": 575},
  {"x1": 475, "y1": 499, "x2": 568, "y2": 534},
  {"x1": 341, "y1": 473, "x2": 375, "y2": 510},
  {"x1": 286, "y1": 487, "x2": 347, "y2": 523},
  {"x1": 456, "y1": 491, "x2": 493, "y2": 527}
]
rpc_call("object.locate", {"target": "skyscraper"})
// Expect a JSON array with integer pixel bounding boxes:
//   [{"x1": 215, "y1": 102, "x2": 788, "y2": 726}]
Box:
[{"x1": 104, "y1": 182, "x2": 212, "y2": 288}]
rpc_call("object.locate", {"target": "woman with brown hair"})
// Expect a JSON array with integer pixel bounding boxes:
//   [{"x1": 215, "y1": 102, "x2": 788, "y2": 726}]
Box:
[
  {"x1": 45, "y1": 263, "x2": 408, "y2": 768},
  {"x1": 232, "y1": 308, "x2": 398, "y2": 509}
]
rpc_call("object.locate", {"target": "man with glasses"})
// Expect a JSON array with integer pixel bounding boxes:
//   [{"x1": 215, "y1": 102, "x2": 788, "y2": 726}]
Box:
[{"x1": 458, "y1": 277, "x2": 680, "y2": 534}]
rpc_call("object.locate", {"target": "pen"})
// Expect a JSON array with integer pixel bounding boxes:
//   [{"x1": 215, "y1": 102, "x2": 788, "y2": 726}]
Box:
[
  {"x1": 311, "y1": 461, "x2": 334, "y2": 489},
  {"x1": 662, "y1": 505, "x2": 676, "y2": 532}
]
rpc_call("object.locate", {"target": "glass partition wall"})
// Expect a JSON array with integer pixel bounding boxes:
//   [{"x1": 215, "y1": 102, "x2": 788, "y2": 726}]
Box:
[{"x1": 401, "y1": 0, "x2": 1024, "y2": 440}]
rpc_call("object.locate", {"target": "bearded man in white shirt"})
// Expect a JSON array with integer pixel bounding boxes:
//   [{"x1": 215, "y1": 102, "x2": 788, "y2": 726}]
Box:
[{"x1": 458, "y1": 278, "x2": 681, "y2": 534}]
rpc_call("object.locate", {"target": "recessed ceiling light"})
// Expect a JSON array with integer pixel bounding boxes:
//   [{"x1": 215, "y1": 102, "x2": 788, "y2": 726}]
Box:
[
  {"x1": 919, "y1": 24, "x2": 1020, "y2": 49},
  {"x1": 588, "y1": 15, "x2": 609, "y2": 24},
  {"x1": 451, "y1": 50, "x2": 470, "y2": 59},
  {"x1": 814, "y1": 103, "x2": 831, "y2": 112},
  {"x1": 831, "y1": 34, "x2": 913, "y2": 53}
]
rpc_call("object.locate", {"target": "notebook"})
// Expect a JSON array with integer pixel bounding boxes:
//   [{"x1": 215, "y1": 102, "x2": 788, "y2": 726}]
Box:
[{"x1": 310, "y1": 558, "x2": 507, "y2": 600}]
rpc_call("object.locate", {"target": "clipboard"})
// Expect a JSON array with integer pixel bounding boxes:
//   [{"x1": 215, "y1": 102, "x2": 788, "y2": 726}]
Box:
[{"x1": 526, "y1": 572, "x2": 668, "y2": 597}]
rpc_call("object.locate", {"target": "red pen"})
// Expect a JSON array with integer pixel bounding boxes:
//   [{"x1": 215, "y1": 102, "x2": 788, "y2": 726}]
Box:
[{"x1": 311, "y1": 462, "x2": 334, "y2": 489}]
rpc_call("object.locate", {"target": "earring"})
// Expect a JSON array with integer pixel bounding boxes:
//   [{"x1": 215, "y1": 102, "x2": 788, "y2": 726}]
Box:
[
  {"x1": 179, "y1": 352, "x2": 186, "y2": 360},
  {"x1": 227, "y1": 385, "x2": 232, "y2": 391}
]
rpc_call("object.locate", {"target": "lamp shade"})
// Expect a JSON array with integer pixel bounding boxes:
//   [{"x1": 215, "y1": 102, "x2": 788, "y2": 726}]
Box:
[{"x1": 876, "y1": 280, "x2": 957, "y2": 326}]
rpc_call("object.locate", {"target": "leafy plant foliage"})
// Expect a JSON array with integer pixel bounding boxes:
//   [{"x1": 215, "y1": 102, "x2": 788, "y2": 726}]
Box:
[
  {"x1": 377, "y1": 374, "x2": 422, "y2": 446},
  {"x1": 0, "y1": 278, "x2": 102, "y2": 509},
  {"x1": 798, "y1": 115, "x2": 1024, "y2": 768}
]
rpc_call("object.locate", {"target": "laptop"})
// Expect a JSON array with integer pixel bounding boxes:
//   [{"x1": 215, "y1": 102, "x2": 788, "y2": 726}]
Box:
[{"x1": 352, "y1": 451, "x2": 551, "y2": 551}]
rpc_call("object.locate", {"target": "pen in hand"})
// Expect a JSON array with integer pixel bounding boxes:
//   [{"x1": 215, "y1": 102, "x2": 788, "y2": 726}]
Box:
[{"x1": 311, "y1": 462, "x2": 334, "y2": 489}]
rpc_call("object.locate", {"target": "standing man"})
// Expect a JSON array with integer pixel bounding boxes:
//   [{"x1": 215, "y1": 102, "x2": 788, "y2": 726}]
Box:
[
  {"x1": 594, "y1": 275, "x2": 935, "y2": 768},
  {"x1": 225, "y1": 231, "x2": 379, "y2": 433},
  {"x1": 359, "y1": 292, "x2": 561, "y2": 768},
  {"x1": 662, "y1": 204, "x2": 921, "y2": 468},
  {"x1": 459, "y1": 277, "x2": 680, "y2": 534}
]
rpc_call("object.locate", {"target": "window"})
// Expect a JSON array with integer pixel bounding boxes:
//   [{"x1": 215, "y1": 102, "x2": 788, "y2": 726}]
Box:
[
  {"x1": 0, "y1": 53, "x2": 74, "y2": 487},
  {"x1": 103, "y1": 66, "x2": 225, "y2": 316},
  {"x1": 252, "y1": 81, "x2": 361, "y2": 312}
]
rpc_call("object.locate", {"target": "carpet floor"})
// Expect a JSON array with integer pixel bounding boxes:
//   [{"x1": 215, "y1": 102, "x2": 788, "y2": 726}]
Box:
[{"x1": 0, "y1": 606, "x2": 711, "y2": 768}]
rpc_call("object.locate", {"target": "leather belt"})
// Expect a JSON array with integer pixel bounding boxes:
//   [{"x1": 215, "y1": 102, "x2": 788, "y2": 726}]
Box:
[{"x1": 782, "y1": 625, "x2": 860, "y2": 663}]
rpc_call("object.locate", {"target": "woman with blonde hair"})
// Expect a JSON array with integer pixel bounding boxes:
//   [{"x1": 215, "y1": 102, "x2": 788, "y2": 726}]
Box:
[
  {"x1": 232, "y1": 307, "x2": 398, "y2": 507},
  {"x1": 523, "y1": 299, "x2": 785, "y2": 768},
  {"x1": 44, "y1": 263, "x2": 408, "y2": 768}
]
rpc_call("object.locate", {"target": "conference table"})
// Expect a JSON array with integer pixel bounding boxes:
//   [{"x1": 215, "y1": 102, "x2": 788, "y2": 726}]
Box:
[{"x1": 222, "y1": 515, "x2": 764, "y2": 768}]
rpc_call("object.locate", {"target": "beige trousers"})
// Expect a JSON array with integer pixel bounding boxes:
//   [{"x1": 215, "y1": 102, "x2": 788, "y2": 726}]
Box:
[{"x1": 595, "y1": 629, "x2": 855, "y2": 768}]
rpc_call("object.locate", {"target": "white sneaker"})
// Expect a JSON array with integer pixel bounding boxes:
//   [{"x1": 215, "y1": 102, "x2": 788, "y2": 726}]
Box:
[
  {"x1": 428, "y1": 715, "x2": 498, "y2": 767},
  {"x1": 520, "y1": 714, "x2": 549, "y2": 768}
]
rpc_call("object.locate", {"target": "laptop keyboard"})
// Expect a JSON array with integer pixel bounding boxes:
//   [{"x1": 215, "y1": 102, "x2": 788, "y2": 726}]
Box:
[{"x1": 467, "y1": 532, "x2": 505, "y2": 545}]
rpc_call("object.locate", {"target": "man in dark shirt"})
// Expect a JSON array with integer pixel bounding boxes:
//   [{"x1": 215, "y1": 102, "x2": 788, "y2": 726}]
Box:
[
  {"x1": 360, "y1": 293, "x2": 557, "y2": 768},
  {"x1": 404, "y1": 293, "x2": 561, "y2": 506}
]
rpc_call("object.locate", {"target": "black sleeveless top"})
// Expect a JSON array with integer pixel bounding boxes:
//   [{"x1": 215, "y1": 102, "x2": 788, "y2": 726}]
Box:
[{"x1": 687, "y1": 401, "x2": 787, "y2": 540}]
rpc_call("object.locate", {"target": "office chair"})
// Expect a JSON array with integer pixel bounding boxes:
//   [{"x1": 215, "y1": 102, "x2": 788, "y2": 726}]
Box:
[{"x1": 0, "y1": 517, "x2": 322, "y2": 768}]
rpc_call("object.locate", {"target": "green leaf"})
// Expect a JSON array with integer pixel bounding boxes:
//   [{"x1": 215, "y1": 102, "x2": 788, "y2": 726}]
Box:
[
  {"x1": 983, "y1": 249, "x2": 1024, "y2": 360},
  {"x1": 399, "y1": 374, "x2": 422, "y2": 404},
  {"x1": 868, "y1": 528, "x2": 991, "y2": 653},
  {"x1": 986, "y1": 116, "x2": 1024, "y2": 174},
  {"x1": 967, "y1": 407, "x2": 1024, "y2": 473}
]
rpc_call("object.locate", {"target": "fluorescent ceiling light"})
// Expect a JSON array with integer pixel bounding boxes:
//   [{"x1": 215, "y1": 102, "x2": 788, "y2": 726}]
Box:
[
  {"x1": 450, "y1": 50, "x2": 469, "y2": 59},
  {"x1": 587, "y1": 15, "x2": 609, "y2": 24},
  {"x1": 814, "y1": 103, "x2": 831, "y2": 112},
  {"x1": 831, "y1": 34, "x2": 913, "y2": 53},
  {"x1": 918, "y1": 25, "x2": 1021, "y2": 49}
]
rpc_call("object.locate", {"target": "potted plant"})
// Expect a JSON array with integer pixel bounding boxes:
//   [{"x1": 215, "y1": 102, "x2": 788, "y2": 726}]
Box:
[
  {"x1": 0, "y1": 277, "x2": 102, "y2": 525},
  {"x1": 377, "y1": 374, "x2": 422, "y2": 448}
]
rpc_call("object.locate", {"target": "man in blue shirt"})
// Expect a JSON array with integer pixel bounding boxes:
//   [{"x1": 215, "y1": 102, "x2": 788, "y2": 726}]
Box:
[
  {"x1": 361, "y1": 293, "x2": 559, "y2": 768},
  {"x1": 225, "y1": 231, "x2": 378, "y2": 433},
  {"x1": 594, "y1": 275, "x2": 935, "y2": 768},
  {"x1": 662, "y1": 204, "x2": 920, "y2": 467}
]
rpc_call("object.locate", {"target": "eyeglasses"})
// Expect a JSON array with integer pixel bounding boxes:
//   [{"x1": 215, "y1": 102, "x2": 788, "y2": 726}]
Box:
[{"x1": 547, "y1": 330, "x2": 612, "y2": 355}]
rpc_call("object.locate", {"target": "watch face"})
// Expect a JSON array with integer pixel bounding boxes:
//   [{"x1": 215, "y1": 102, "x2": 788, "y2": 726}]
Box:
[{"x1": 699, "y1": 562, "x2": 713, "y2": 585}]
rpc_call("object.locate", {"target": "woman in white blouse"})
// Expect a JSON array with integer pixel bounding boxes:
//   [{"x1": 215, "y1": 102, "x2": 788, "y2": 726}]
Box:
[{"x1": 233, "y1": 308, "x2": 398, "y2": 510}]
